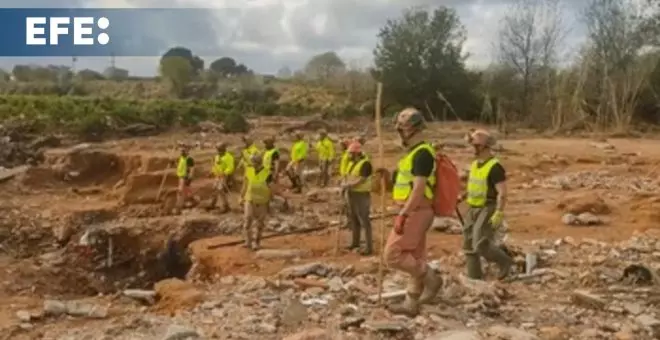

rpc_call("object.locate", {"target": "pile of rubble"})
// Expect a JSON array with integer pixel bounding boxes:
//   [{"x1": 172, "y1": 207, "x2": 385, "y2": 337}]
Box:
[
  {"x1": 5, "y1": 229, "x2": 658, "y2": 339},
  {"x1": 528, "y1": 170, "x2": 659, "y2": 193}
]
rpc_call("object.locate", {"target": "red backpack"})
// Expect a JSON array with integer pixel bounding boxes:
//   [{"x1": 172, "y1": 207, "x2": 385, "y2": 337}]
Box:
[{"x1": 432, "y1": 152, "x2": 461, "y2": 217}]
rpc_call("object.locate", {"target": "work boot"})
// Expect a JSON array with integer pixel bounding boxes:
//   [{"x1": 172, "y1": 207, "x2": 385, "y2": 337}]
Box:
[
  {"x1": 359, "y1": 248, "x2": 372, "y2": 256},
  {"x1": 387, "y1": 293, "x2": 420, "y2": 317},
  {"x1": 419, "y1": 266, "x2": 443, "y2": 304},
  {"x1": 345, "y1": 244, "x2": 359, "y2": 251},
  {"x1": 465, "y1": 253, "x2": 483, "y2": 279},
  {"x1": 482, "y1": 245, "x2": 514, "y2": 280}
]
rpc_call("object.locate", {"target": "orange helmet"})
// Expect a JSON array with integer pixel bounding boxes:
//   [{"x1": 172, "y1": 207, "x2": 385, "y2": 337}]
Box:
[
  {"x1": 347, "y1": 141, "x2": 361, "y2": 153},
  {"x1": 469, "y1": 129, "x2": 496, "y2": 147},
  {"x1": 395, "y1": 107, "x2": 426, "y2": 131}
]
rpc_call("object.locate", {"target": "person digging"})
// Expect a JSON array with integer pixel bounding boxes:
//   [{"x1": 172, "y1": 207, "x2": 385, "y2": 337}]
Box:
[
  {"x1": 383, "y1": 108, "x2": 443, "y2": 317},
  {"x1": 208, "y1": 142, "x2": 235, "y2": 213},
  {"x1": 286, "y1": 132, "x2": 308, "y2": 193},
  {"x1": 239, "y1": 153, "x2": 276, "y2": 251},
  {"x1": 462, "y1": 129, "x2": 513, "y2": 280},
  {"x1": 341, "y1": 141, "x2": 373, "y2": 256},
  {"x1": 174, "y1": 142, "x2": 197, "y2": 214},
  {"x1": 315, "y1": 129, "x2": 335, "y2": 188}
]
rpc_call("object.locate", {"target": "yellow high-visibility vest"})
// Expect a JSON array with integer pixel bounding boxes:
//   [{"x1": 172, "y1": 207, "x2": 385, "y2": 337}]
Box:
[
  {"x1": 240, "y1": 144, "x2": 260, "y2": 174},
  {"x1": 339, "y1": 151, "x2": 350, "y2": 177},
  {"x1": 244, "y1": 167, "x2": 271, "y2": 204},
  {"x1": 347, "y1": 157, "x2": 372, "y2": 192},
  {"x1": 290, "y1": 140, "x2": 308, "y2": 162},
  {"x1": 212, "y1": 152, "x2": 235, "y2": 176},
  {"x1": 176, "y1": 156, "x2": 191, "y2": 178},
  {"x1": 315, "y1": 138, "x2": 335, "y2": 161},
  {"x1": 263, "y1": 148, "x2": 278, "y2": 170},
  {"x1": 466, "y1": 158, "x2": 499, "y2": 207},
  {"x1": 392, "y1": 143, "x2": 435, "y2": 202}
]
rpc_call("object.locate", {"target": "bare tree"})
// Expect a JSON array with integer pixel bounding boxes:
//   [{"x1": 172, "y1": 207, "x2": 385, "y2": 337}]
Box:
[
  {"x1": 497, "y1": 0, "x2": 566, "y2": 121},
  {"x1": 582, "y1": 0, "x2": 654, "y2": 131}
]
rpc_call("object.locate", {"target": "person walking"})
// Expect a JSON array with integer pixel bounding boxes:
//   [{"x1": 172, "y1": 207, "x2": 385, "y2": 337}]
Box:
[
  {"x1": 383, "y1": 108, "x2": 442, "y2": 316},
  {"x1": 462, "y1": 129, "x2": 513, "y2": 280},
  {"x1": 315, "y1": 129, "x2": 335, "y2": 187}
]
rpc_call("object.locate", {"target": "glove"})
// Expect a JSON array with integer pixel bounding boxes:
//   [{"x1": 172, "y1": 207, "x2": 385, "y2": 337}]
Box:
[
  {"x1": 490, "y1": 210, "x2": 504, "y2": 229},
  {"x1": 394, "y1": 214, "x2": 407, "y2": 235}
]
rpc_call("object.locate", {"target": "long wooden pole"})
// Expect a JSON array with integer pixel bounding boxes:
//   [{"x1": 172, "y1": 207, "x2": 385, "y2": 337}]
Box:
[{"x1": 374, "y1": 82, "x2": 386, "y2": 305}]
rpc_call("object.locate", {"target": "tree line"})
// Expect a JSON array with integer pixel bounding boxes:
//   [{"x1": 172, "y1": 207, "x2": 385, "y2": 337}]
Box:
[{"x1": 1, "y1": 0, "x2": 658, "y2": 132}]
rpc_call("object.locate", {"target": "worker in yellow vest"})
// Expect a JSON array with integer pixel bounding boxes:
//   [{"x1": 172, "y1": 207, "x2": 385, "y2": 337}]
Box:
[
  {"x1": 209, "y1": 142, "x2": 235, "y2": 213},
  {"x1": 262, "y1": 136, "x2": 281, "y2": 182},
  {"x1": 338, "y1": 139, "x2": 351, "y2": 179},
  {"x1": 238, "y1": 136, "x2": 260, "y2": 176},
  {"x1": 463, "y1": 129, "x2": 513, "y2": 280},
  {"x1": 286, "y1": 132, "x2": 308, "y2": 193},
  {"x1": 240, "y1": 153, "x2": 276, "y2": 250},
  {"x1": 341, "y1": 141, "x2": 373, "y2": 255},
  {"x1": 314, "y1": 129, "x2": 335, "y2": 187},
  {"x1": 383, "y1": 108, "x2": 442, "y2": 316},
  {"x1": 175, "y1": 142, "x2": 196, "y2": 214}
]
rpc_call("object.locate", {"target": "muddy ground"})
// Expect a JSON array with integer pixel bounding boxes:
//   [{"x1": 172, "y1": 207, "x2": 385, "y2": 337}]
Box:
[{"x1": 0, "y1": 117, "x2": 659, "y2": 340}]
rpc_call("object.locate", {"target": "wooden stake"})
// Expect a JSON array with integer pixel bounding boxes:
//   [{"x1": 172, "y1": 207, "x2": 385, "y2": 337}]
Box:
[{"x1": 374, "y1": 82, "x2": 386, "y2": 305}]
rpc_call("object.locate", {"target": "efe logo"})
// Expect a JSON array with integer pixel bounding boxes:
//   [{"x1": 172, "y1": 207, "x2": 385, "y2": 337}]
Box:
[{"x1": 25, "y1": 17, "x2": 110, "y2": 45}]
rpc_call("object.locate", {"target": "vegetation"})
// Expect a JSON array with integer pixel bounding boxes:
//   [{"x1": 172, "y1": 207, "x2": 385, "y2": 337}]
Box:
[{"x1": 1, "y1": 0, "x2": 659, "y2": 138}]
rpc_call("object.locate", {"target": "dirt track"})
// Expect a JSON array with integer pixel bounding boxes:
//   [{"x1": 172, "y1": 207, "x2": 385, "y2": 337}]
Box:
[{"x1": 0, "y1": 119, "x2": 659, "y2": 339}]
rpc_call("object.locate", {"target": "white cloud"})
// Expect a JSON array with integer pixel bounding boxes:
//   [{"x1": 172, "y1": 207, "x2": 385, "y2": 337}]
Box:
[{"x1": 0, "y1": 0, "x2": 588, "y2": 75}]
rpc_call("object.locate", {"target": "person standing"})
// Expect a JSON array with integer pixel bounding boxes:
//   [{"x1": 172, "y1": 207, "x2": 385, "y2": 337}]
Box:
[
  {"x1": 462, "y1": 129, "x2": 513, "y2": 280},
  {"x1": 209, "y1": 142, "x2": 235, "y2": 213},
  {"x1": 240, "y1": 153, "x2": 275, "y2": 250},
  {"x1": 342, "y1": 141, "x2": 373, "y2": 255},
  {"x1": 174, "y1": 142, "x2": 196, "y2": 214},
  {"x1": 383, "y1": 108, "x2": 442, "y2": 316},
  {"x1": 239, "y1": 136, "x2": 260, "y2": 176},
  {"x1": 315, "y1": 129, "x2": 335, "y2": 187}
]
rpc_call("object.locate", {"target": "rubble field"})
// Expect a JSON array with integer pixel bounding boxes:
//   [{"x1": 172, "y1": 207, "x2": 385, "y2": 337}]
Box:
[{"x1": 0, "y1": 119, "x2": 659, "y2": 340}]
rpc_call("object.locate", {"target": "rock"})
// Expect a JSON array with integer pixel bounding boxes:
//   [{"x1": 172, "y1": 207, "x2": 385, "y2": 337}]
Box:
[
  {"x1": 576, "y1": 212, "x2": 603, "y2": 225},
  {"x1": 281, "y1": 299, "x2": 308, "y2": 326},
  {"x1": 561, "y1": 213, "x2": 577, "y2": 225},
  {"x1": 15, "y1": 310, "x2": 31, "y2": 322},
  {"x1": 123, "y1": 289, "x2": 157, "y2": 304},
  {"x1": 279, "y1": 262, "x2": 329, "y2": 278},
  {"x1": 256, "y1": 249, "x2": 307, "y2": 260},
  {"x1": 571, "y1": 290, "x2": 606, "y2": 309},
  {"x1": 326, "y1": 276, "x2": 344, "y2": 292},
  {"x1": 538, "y1": 326, "x2": 569, "y2": 340},
  {"x1": 635, "y1": 314, "x2": 660, "y2": 328},
  {"x1": 163, "y1": 324, "x2": 200, "y2": 340},
  {"x1": 368, "y1": 289, "x2": 407, "y2": 302},
  {"x1": 426, "y1": 329, "x2": 482, "y2": 340},
  {"x1": 622, "y1": 302, "x2": 643, "y2": 315},
  {"x1": 340, "y1": 316, "x2": 365, "y2": 330},
  {"x1": 65, "y1": 301, "x2": 108, "y2": 319},
  {"x1": 43, "y1": 300, "x2": 67, "y2": 316},
  {"x1": 486, "y1": 325, "x2": 539, "y2": 340},
  {"x1": 614, "y1": 331, "x2": 635, "y2": 340},
  {"x1": 282, "y1": 328, "x2": 329, "y2": 340},
  {"x1": 363, "y1": 321, "x2": 407, "y2": 332}
]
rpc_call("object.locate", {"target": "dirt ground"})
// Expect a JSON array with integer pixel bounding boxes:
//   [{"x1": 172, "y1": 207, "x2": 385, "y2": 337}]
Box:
[{"x1": 0, "y1": 118, "x2": 659, "y2": 339}]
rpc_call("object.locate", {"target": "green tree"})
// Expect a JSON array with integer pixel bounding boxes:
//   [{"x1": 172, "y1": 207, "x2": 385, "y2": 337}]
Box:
[
  {"x1": 76, "y1": 69, "x2": 105, "y2": 81},
  {"x1": 161, "y1": 46, "x2": 204, "y2": 75},
  {"x1": 160, "y1": 56, "x2": 193, "y2": 97},
  {"x1": 373, "y1": 7, "x2": 479, "y2": 120},
  {"x1": 304, "y1": 51, "x2": 346, "y2": 82},
  {"x1": 210, "y1": 57, "x2": 236, "y2": 76}
]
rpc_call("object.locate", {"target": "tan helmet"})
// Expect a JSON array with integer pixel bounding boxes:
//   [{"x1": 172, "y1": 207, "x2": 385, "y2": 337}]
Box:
[
  {"x1": 395, "y1": 107, "x2": 426, "y2": 131},
  {"x1": 294, "y1": 131, "x2": 303, "y2": 139},
  {"x1": 242, "y1": 135, "x2": 253, "y2": 144},
  {"x1": 216, "y1": 142, "x2": 227, "y2": 150},
  {"x1": 469, "y1": 129, "x2": 496, "y2": 147},
  {"x1": 177, "y1": 141, "x2": 190, "y2": 150},
  {"x1": 263, "y1": 135, "x2": 275, "y2": 144},
  {"x1": 318, "y1": 128, "x2": 327, "y2": 135}
]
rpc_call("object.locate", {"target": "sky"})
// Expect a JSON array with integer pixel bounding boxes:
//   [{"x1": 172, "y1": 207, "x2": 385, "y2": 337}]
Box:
[{"x1": 1, "y1": 0, "x2": 592, "y2": 76}]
